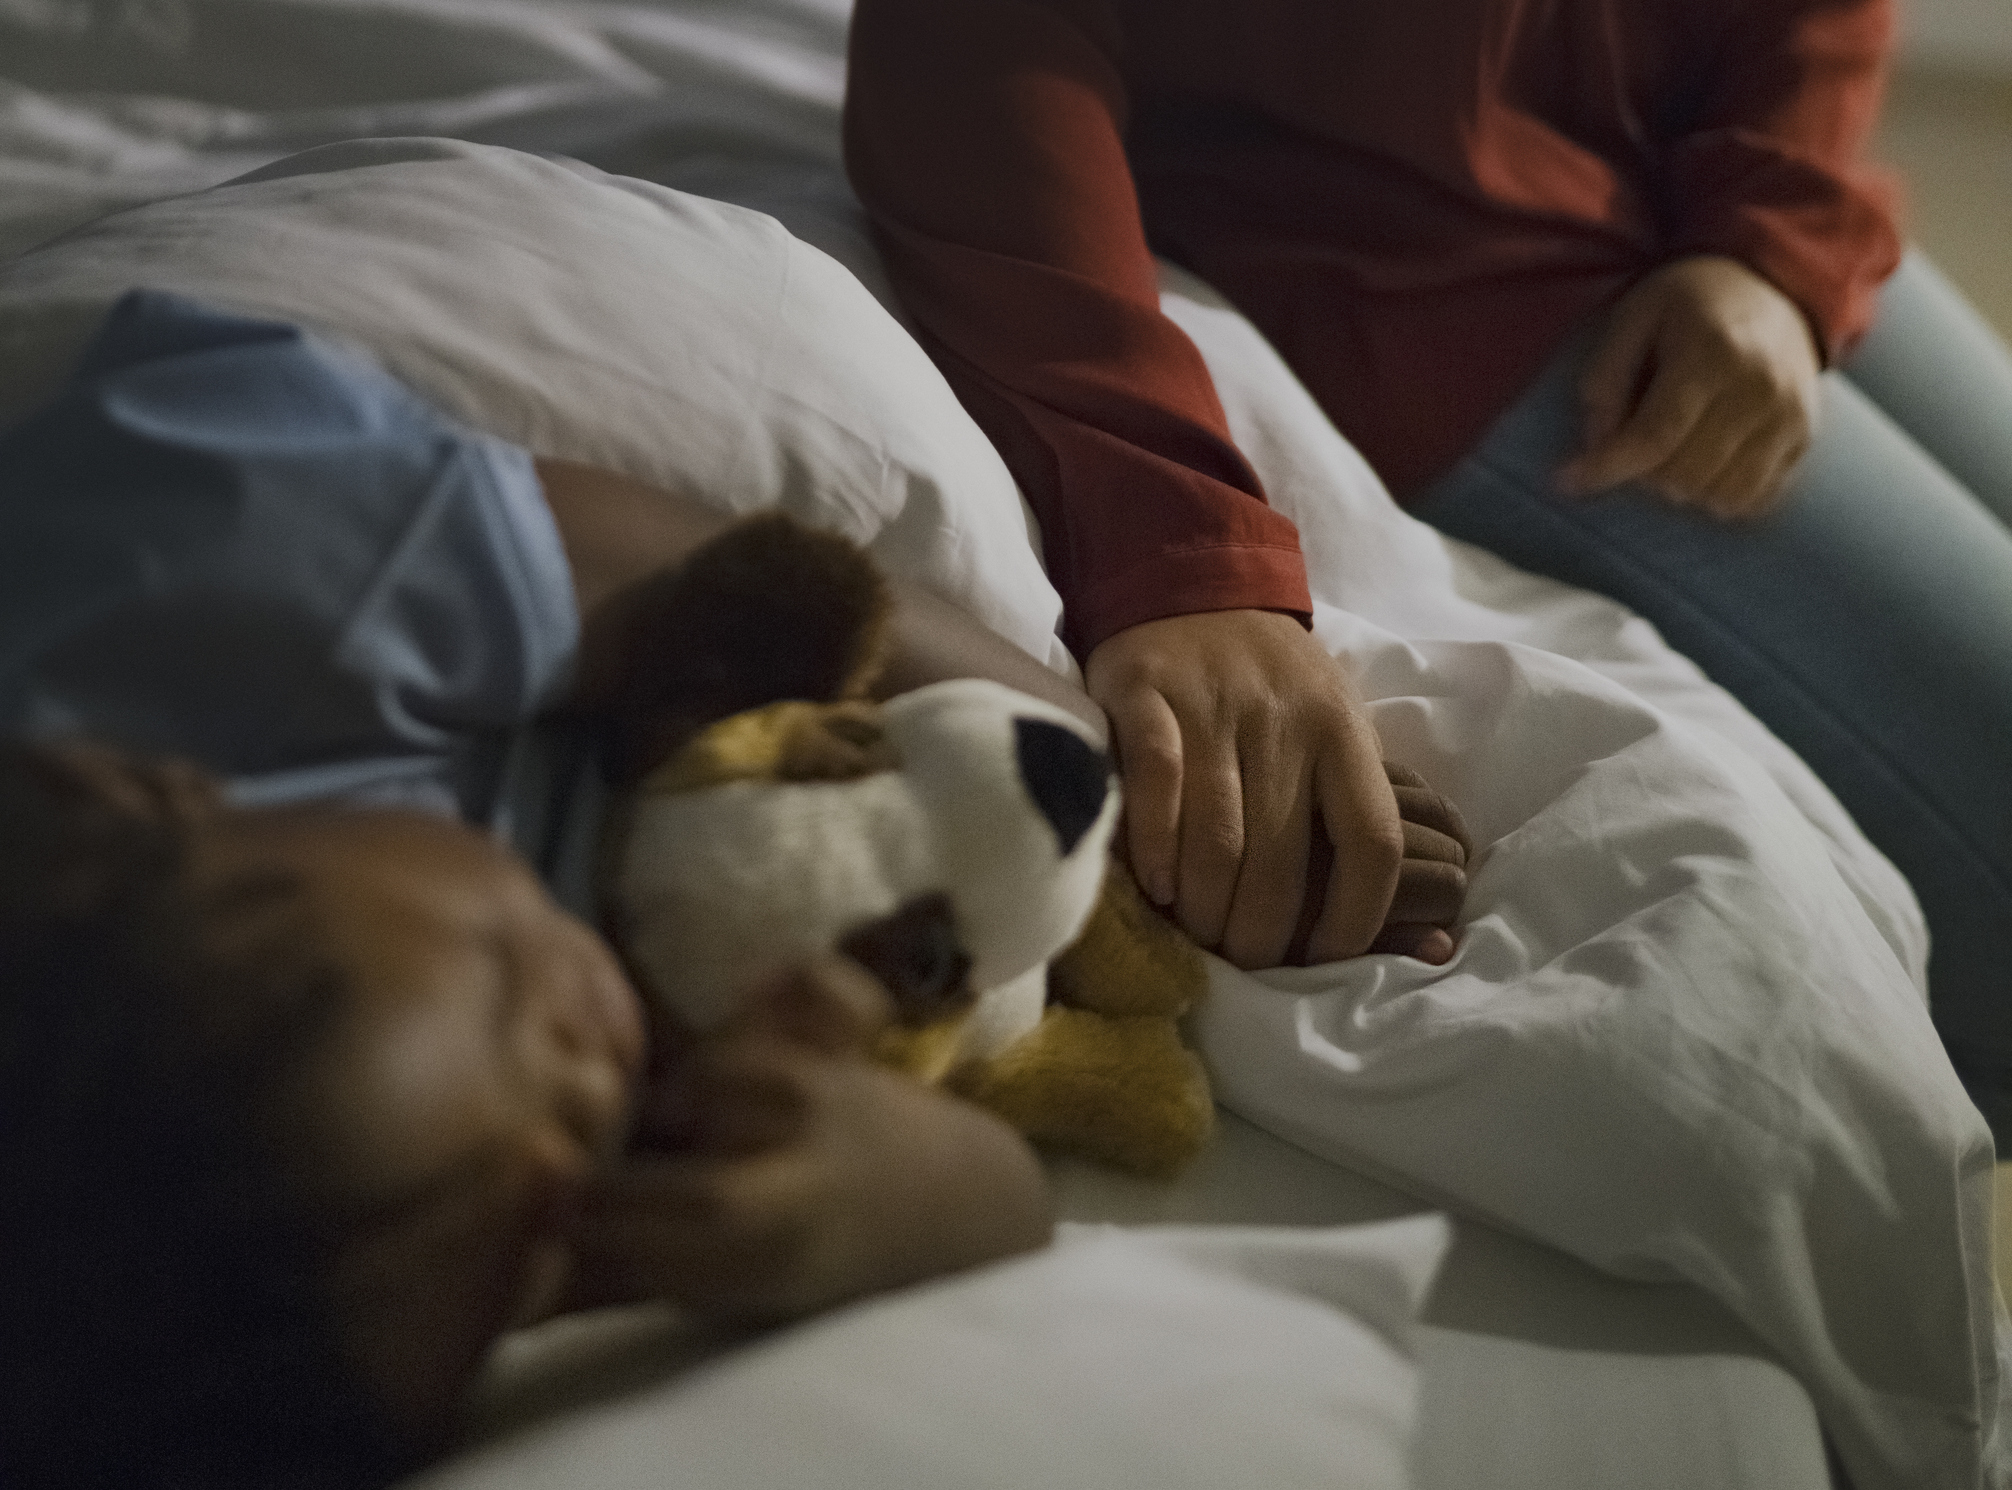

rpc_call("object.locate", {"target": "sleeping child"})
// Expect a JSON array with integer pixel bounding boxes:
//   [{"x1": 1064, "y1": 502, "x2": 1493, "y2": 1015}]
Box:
[{"x1": 0, "y1": 290, "x2": 1468, "y2": 1486}]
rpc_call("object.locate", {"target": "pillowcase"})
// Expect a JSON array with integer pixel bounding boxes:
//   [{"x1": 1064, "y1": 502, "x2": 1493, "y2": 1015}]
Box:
[
  {"x1": 409, "y1": 1217, "x2": 1449, "y2": 1490},
  {"x1": 0, "y1": 136, "x2": 1071, "y2": 675}
]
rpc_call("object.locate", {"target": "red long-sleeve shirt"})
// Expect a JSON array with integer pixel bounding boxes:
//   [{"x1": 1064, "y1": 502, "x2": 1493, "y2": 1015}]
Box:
[{"x1": 844, "y1": 0, "x2": 1901, "y2": 654}]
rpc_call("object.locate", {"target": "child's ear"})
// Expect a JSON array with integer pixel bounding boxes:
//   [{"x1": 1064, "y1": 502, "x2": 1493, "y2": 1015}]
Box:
[{"x1": 606, "y1": 514, "x2": 892, "y2": 787}]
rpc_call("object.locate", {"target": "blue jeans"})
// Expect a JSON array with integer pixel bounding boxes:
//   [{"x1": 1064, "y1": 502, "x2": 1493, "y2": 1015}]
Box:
[{"x1": 1413, "y1": 254, "x2": 2012, "y2": 1145}]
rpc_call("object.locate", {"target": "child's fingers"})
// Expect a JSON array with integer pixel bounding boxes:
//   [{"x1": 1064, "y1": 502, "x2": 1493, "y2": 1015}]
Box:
[
  {"x1": 1366, "y1": 924, "x2": 1456, "y2": 964},
  {"x1": 1384, "y1": 762, "x2": 1473, "y2": 860},
  {"x1": 1385, "y1": 854, "x2": 1467, "y2": 928},
  {"x1": 573, "y1": 1151, "x2": 825, "y2": 1316},
  {"x1": 1382, "y1": 761, "x2": 1428, "y2": 790},
  {"x1": 1401, "y1": 819, "x2": 1467, "y2": 867},
  {"x1": 1283, "y1": 788, "x2": 1467, "y2": 967},
  {"x1": 1396, "y1": 796, "x2": 1470, "y2": 863},
  {"x1": 634, "y1": 1045, "x2": 815, "y2": 1154},
  {"x1": 1368, "y1": 762, "x2": 1469, "y2": 964}
]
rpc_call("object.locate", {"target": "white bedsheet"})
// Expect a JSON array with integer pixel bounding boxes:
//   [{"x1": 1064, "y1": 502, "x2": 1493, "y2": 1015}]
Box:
[{"x1": 3, "y1": 5, "x2": 2003, "y2": 1489}]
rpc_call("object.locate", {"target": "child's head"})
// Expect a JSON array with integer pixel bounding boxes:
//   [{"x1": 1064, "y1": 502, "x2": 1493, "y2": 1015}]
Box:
[{"x1": 0, "y1": 741, "x2": 648, "y2": 1486}]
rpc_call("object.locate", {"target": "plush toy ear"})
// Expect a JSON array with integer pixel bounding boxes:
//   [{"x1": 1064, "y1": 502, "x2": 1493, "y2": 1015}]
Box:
[{"x1": 607, "y1": 514, "x2": 892, "y2": 788}]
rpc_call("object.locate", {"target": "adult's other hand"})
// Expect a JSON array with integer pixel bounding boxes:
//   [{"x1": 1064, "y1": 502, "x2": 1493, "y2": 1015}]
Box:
[
  {"x1": 1084, "y1": 609, "x2": 1402, "y2": 969},
  {"x1": 1557, "y1": 255, "x2": 1822, "y2": 520}
]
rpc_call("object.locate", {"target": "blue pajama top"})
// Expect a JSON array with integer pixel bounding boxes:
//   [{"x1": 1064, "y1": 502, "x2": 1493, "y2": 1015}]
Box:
[{"x1": 0, "y1": 290, "x2": 605, "y2": 907}]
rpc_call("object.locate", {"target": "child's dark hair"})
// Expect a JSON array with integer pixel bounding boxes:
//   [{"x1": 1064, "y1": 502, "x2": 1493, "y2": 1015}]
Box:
[{"x1": 0, "y1": 744, "x2": 409, "y2": 1490}]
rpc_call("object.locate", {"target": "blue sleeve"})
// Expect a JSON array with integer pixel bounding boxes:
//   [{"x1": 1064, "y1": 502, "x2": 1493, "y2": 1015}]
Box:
[{"x1": 0, "y1": 289, "x2": 580, "y2": 817}]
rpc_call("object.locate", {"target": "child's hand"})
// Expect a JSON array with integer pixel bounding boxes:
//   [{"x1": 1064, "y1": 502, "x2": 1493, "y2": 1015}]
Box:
[
  {"x1": 1286, "y1": 762, "x2": 1472, "y2": 967},
  {"x1": 1363, "y1": 763, "x2": 1471, "y2": 965},
  {"x1": 569, "y1": 960, "x2": 1053, "y2": 1324}
]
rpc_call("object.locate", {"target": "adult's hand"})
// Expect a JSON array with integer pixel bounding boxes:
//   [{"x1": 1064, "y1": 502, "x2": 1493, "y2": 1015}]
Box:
[
  {"x1": 1084, "y1": 609, "x2": 1403, "y2": 970},
  {"x1": 1557, "y1": 256, "x2": 1822, "y2": 520}
]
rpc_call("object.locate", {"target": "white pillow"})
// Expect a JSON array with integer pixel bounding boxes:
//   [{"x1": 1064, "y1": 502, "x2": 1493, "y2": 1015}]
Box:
[
  {"x1": 0, "y1": 136, "x2": 1072, "y2": 676},
  {"x1": 409, "y1": 1217, "x2": 1449, "y2": 1490}
]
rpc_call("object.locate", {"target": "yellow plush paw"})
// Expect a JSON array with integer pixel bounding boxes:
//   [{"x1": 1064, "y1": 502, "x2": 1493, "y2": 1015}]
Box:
[
  {"x1": 1048, "y1": 862, "x2": 1209, "y2": 1020},
  {"x1": 953, "y1": 1006, "x2": 1215, "y2": 1178}
]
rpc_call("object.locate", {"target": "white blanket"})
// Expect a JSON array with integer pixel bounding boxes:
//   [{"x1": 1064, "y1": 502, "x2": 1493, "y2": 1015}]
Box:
[
  {"x1": 1159, "y1": 262, "x2": 2004, "y2": 1488},
  {"x1": 2, "y1": 6, "x2": 2003, "y2": 1487}
]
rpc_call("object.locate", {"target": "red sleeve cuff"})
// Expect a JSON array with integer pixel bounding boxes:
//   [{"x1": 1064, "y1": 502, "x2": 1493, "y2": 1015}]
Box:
[
  {"x1": 967, "y1": 376, "x2": 1311, "y2": 655},
  {"x1": 1069, "y1": 541, "x2": 1313, "y2": 657}
]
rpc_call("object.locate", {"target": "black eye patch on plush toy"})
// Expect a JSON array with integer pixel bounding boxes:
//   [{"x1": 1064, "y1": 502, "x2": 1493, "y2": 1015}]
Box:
[{"x1": 1013, "y1": 718, "x2": 1111, "y2": 856}]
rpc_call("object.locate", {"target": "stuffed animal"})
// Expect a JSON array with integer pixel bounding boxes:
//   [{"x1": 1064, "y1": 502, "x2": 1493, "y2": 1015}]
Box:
[{"x1": 600, "y1": 514, "x2": 1217, "y2": 1178}]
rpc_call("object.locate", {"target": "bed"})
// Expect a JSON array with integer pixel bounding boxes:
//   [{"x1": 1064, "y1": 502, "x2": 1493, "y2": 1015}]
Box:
[{"x1": 0, "y1": 6, "x2": 2001, "y2": 1488}]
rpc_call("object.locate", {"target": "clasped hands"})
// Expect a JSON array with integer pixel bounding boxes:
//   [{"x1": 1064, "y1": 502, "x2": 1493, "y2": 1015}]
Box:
[
  {"x1": 1086, "y1": 607, "x2": 1469, "y2": 971},
  {"x1": 556, "y1": 254, "x2": 1824, "y2": 1335}
]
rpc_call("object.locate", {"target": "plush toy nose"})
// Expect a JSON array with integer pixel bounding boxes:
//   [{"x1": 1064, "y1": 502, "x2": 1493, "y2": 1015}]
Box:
[{"x1": 1013, "y1": 717, "x2": 1112, "y2": 856}]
